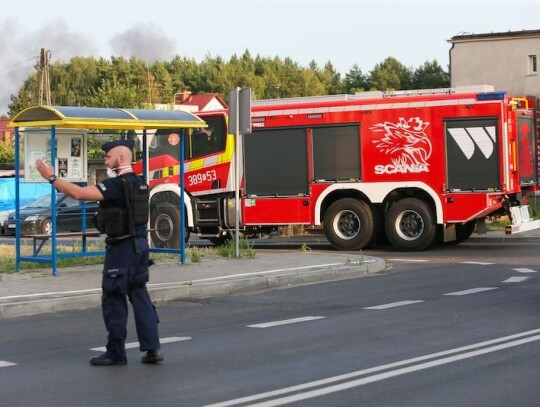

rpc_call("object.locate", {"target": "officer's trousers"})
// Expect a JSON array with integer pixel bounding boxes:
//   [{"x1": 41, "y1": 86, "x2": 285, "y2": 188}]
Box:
[{"x1": 101, "y1": 237, "x2": 160, "y2": 360}]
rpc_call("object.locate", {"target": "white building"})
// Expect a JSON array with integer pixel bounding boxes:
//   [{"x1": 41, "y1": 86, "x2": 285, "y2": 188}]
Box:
[{"x1": 448, "y1": 29, "x2": 540, "y2": 96}]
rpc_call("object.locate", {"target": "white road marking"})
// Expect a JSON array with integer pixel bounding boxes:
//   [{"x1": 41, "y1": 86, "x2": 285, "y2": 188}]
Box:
[
  {"x1": 444, "y1": 287, "x2": 498, "y2": 296},
  {"x1": 502, "y1": 276, "x2": 530, "y2": 283},
  {"x1": 247, "y1": 316, "x2": 326, "y2": 329},
  {"x1": 387, "y1": 259, "x2": 429, "y2": 262},
  {"x1": 202, "y1": 328, "x2": 540, "y2": 407},
  {"x1": 363, "y1": 300, "x2": 424, "y2": 310},
  {"x1": 461, "y1": 261, "x2": 494, "y2": 265},
  {"x1": 0, "y1": 361, "x2": 16, "y2": 368},
  {"x1": 512, "y1": 268, "x2": 538, "y2": 273},
  {"x1": 90, "y1": 336, "x2": 190, "y2": 352}
]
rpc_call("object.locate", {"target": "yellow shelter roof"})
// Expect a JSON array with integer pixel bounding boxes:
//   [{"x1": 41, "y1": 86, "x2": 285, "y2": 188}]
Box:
[{"x1": 9, "y1": 105, "x2": 207, "y2": 130}]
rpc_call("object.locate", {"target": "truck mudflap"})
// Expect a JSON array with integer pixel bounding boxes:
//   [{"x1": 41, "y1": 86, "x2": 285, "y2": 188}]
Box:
[{"x1": 505, "y1": 205, "x2": 540, "y2": 234}]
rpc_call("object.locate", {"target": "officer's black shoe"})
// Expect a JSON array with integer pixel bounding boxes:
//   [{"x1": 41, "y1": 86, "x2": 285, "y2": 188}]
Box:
[
  {"x1": 141, "y1": 349, "x2": 164, "y2": 364},
  {"x1": 89, "y1": 353, "x2": 127, "y2": 366}
]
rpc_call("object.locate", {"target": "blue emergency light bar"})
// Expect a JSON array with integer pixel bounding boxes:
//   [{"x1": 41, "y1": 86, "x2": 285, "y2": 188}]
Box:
[{"x1": 476, "y1": 92, "x2": 506, "y2": 101}]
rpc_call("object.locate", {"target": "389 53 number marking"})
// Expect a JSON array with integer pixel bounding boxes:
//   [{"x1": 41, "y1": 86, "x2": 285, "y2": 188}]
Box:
[{"x1": 188, "y1": 170, "x2": 217, "y2": 186}]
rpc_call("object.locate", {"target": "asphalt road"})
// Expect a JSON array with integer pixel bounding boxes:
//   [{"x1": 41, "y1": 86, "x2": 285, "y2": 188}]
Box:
[{"x1": 1, "y1": 241, "x2": 539, "y2": 406}]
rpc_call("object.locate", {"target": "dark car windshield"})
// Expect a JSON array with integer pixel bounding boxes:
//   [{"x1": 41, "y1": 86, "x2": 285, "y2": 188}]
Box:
[
  {"x1": 23, "y1": 194, "x2": 82, "y2": 209},
  {"x1": 25, "y1": 194, "x2": 54, "y2": 208}
]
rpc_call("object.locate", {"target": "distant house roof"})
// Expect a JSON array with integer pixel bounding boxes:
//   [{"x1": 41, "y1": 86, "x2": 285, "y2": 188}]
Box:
[
  {"x1": 449, "y1": 29, "x2": 540, "y2": 43},
  {"x1": 0, "y1": 118, "x2": 9, "y2": 131},
  {"x1": 0, "y1": 118, "x2": 11, "y2": 142},
  {"x1": 174, "y1": 92, "x2": 228, "y2": 112}
]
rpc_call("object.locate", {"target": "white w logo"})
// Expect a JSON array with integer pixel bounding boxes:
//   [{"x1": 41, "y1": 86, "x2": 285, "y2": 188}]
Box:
[{"x1": 447, "y1": 126, "x2": 496, "y2": 159}]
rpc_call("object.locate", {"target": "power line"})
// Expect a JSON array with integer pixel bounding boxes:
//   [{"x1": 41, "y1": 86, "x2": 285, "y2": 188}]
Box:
[{"x1": 0, "y1": 58, "x2": 36, "y2": 79}]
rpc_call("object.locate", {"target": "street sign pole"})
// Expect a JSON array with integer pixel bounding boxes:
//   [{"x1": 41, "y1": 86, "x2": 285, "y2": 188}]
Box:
[
  {"x1": 228, "y1": 88, "x2": 241, "y2": 257},
  {"x1": 228, "y1": 87, "x2": 251, "y2": 257}
]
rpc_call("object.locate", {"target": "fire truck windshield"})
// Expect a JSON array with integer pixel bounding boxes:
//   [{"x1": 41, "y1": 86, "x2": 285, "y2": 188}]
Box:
[{"x1": 149, "y1": 115, "x2": 226, "y2": 161}]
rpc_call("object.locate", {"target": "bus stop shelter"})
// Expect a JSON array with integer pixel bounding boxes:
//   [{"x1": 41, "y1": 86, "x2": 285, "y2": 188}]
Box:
[{"x1": 9, "y1": 105, "x2": 206, "y2": 276}]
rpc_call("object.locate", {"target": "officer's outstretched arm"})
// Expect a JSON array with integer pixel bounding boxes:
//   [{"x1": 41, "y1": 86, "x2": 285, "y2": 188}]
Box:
[{"x1": 34, "y1": 159, "x2": 105, "y2": 201}]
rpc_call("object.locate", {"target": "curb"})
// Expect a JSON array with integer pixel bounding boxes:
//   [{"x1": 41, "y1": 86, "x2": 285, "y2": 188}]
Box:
[
  {"x1": 0, "y1": 293, "x2": 100, "y2": 320},
  {"x1": 0, "y1": 257, "x2": 386, "y2": 320},
  {"x1": 467, "y1": 235, "x2": 540, "y2": 244},
  {"x1": 150, "y1": 258, "x2": 385, "y2": 304}
]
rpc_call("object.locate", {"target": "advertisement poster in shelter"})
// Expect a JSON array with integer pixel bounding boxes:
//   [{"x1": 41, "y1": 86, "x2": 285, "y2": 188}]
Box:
[{"x1": 24, "y1": 128, "x2": 88, "y2": 183}]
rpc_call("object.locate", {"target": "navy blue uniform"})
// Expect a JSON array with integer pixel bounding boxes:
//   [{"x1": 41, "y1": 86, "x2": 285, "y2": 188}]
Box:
[{"x1": 96, "y1": 173, "x2": 160, "y2": 362}]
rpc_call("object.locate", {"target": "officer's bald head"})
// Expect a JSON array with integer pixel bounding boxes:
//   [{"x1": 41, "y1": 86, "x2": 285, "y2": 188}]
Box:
[
  {"x1": 102, "y1": 139, "x2": 135, "y2": 170},
  {"x1": 113, "y1": 145, "x2": 133, "y2": 160}
]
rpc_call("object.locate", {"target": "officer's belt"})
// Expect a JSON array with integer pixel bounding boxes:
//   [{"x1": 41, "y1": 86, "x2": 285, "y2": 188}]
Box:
[{"x1": 105, "y1": 234, "x2": 143, "y2": 245}]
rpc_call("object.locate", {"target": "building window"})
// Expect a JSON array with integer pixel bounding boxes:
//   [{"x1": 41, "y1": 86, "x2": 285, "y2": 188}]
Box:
[{"x1": 529, "y1": 55, "x2": 537, "y2": 74}]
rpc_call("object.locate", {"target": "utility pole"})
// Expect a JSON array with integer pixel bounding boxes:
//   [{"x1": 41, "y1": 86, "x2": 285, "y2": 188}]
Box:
[{"x1": 37, "y1": 48, "x2": 51, "y2": 106}]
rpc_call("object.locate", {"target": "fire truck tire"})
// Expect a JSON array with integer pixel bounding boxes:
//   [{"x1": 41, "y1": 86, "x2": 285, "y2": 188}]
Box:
[
  {"x1": 323, "y1": 198, "x2": 375, "y2": 250},
  {"x1": 455, "y1": 221, "x2": 476, "y2": 243},
  {"x1": 149, "y1": 203, "x2": 190, "y2": 248},
  {"x1": 366, "y1": 205, "x2": 389, "y2": 248},
  {"x1": 209, "y1": 234, "x2": 231, "y2": 246},
  {"x1": 385, "y1": 198, "x2": 436, "y2": 251},
  {"x1": 442, "y1": 220, "x2": 476, "y2": 245}
]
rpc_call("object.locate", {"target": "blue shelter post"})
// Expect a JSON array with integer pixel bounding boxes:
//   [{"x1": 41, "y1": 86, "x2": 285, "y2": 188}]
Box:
[
  {"x1": 14, "y1": 127, "x2": 21, "y2": 272},
  {"x1": 50, "y1": 126, "x2": 58, "y2": 276}
]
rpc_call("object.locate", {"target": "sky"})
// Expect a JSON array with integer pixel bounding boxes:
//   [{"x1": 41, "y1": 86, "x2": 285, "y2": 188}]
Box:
[{"x1": 1, "y1": 0, "x2": 540, "y2": 116}]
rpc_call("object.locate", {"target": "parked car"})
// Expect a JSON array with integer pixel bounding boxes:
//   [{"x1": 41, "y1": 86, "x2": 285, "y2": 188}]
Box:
[
  {"x1": 0, "y1": 178, "x2": 51, "y2": 235},
  {"x1": 3, "y1": 193, "x2": 99, "y2": 236}
]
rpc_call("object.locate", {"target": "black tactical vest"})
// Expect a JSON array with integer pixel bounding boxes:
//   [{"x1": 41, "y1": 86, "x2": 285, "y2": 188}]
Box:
[{"x1": 96, "y1": 178, "x2": 149, "y2": 236}]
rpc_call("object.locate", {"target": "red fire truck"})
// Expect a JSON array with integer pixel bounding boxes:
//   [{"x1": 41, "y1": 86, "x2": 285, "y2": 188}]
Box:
[{"x1": 134, "y1": 86, "x2": 540, "y2": 251}]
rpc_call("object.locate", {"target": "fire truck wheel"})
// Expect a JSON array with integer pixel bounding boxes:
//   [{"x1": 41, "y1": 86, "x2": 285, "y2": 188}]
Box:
[
  {"x1": 209, "y1": 234, "x2": 231, "y2": 246},
  {"x1": 366, "y1": 205, "x2": 389, "y2": 248},
  {"x1": 443, "y1": 220, "x2": 476, "y2": 245},
  {"x1": 149, "y1": 203, "x2": 190, "y2": 248},
  {"x1": 385, "y1": 198, "x2": 436, "y2": 251},
  {"x1": 456, "y1": 221, "x2": 476, "y2": 242},
  {"x1": 323, "y1": 198, "x2": 375, "y2": 250}
]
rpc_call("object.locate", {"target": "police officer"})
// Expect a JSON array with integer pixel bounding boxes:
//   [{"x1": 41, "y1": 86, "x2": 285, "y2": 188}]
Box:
[{"x1": 35, "y1": 139, "x2": 163, "y2": 366}]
